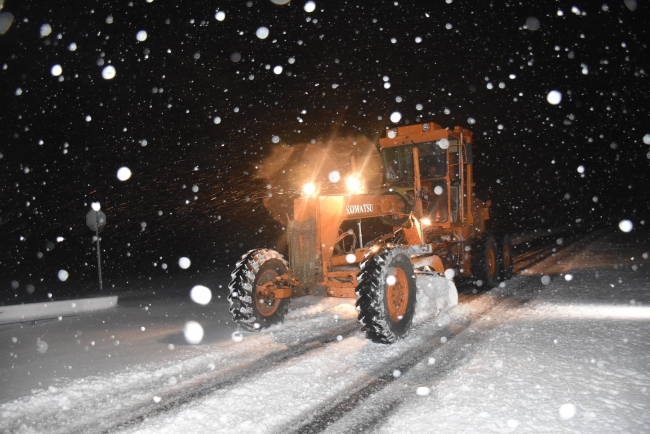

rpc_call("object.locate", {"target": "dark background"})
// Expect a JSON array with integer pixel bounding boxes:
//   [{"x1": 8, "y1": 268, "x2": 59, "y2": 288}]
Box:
[{"x1": 1, "y1": 0, "x2": 648, "y2": 296}]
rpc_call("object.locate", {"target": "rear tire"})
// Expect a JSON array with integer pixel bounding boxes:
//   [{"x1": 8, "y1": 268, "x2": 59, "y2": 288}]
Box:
[
  {"x1": 499, "y1": 234, "x2": 514, "y2": 280},
  {"x1": 228, "y1": 249, "x2": 291, "y2": 331},
  {"x1": 355, "y1": 245, "x2": 417, "y2": 343},
  {"x1": 472, "y1": 234, "x2": 499, "y2": 289}
]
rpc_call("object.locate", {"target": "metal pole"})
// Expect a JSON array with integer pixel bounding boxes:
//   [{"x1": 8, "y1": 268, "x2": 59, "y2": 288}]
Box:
[
  {"x1": 95, "y1": 214, "x2": 103, "y2": 291},
  {"x1": 357, "y1": 219, "x2": 363, "y2": 248}
]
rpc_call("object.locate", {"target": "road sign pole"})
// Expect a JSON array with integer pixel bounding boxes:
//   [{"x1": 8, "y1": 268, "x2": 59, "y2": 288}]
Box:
[
  {"x1": 95, "y1": 214, "x2": 103, "y2": 291},
  {"x1": 87, "y1": 205, "x2": 107, "y2": 291}
]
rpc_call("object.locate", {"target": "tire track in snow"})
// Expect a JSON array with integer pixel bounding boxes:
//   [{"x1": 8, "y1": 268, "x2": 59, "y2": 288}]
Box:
[
  {"x1": 317, "y1": 296, "x2": 535, "y2": 434},
  {"x1": 101, "y1": 232, "x2": 598, "y2": 434},
  {"x1": 101, "y1": 321, "x2": 361, "y2": 434},
  {"x1": 276, "y1": 292, "x2": 532, "y2": 434},
  {"x1": 513, "y1": 228, "x2": 598, "y2": 274},
  {"x1": 276, "y1": 231, "x2": 602, "y2": 433}
]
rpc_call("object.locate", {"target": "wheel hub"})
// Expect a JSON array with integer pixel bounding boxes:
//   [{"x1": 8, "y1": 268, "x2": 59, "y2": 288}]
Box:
[
  {"x1": 386, "y1": 268, "x2": 408, "y2": 322},
  {"x1": 255, "y1": 271, "x2": 280, "y2": 316}
]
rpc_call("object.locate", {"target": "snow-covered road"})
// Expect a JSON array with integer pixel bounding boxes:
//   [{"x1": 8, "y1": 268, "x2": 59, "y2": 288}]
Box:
[{"x1": 1, "y1": 228, "x2": 649, "y2": 433}]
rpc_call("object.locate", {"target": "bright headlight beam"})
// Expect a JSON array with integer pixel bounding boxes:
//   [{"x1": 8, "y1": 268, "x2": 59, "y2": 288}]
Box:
[
  {"x1": 346, "y1": 176, "x2": 361, "y2": 193},
  {"x1": 303, "y1": 182, "x2": 316, "y2": 196}
]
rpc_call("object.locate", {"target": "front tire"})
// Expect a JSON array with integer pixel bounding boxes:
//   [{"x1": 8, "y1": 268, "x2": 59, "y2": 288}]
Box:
[
  {"x1": 228, "y1": 249, "x2": 291, "y2": 331},
  {"x1": 472, "y1": 234, "x2": 500, "y2": 289},
  {"x1": 355, "y1": 245, "x2": 417, "y2": 344}
]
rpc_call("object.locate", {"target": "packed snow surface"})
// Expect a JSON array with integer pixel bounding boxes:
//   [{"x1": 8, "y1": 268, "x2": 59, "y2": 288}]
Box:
[{"x1": 1, "y1": 229, "x2": 649, "y2": 433}]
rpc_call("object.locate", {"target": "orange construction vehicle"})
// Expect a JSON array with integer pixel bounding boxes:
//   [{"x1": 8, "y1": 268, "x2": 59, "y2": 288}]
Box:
[{"x1": 228, "y1": 121, "x2": 513, "y2": 343}]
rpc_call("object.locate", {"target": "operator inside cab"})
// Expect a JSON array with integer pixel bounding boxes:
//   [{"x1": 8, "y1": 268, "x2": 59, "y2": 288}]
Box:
[
  {"x1": 418, "y1": 146, "x2": 448, "y2": 222},
  {"x1": 382, "y1": 142, "x2": 449, "y2": 222}
]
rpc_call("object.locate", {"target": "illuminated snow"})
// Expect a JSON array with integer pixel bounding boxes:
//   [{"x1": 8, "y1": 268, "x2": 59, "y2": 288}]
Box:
[
  {"x1": 178, "y1": 257, "x2": 191, "y2": 269},
  {"x1": 40, "y1": 23, "x2": 52, "y2": 37},
  {"x1": 559, "y1": 403, "x2": 576, "y2": 420},
  {"x1": 57, "y1": 270, "x2": 69, "y2": 281},
  {"x1": 117, "y1": 167, "x2": 132, "y2": 181},
  {"x1": 50, "y1": 64, "x2": 62, "y2": 76},
  {"x1": 213, "y1": 116, "x2": 221, "y2": 124},
  {"x1": 547, "y1": 90, "x2": 562, "y2": 105},
  {"x1": 36, "y1": 340, "x2": 48, "y2": 353},
  {"x1": 618, "y1": 220, "x2": 633, "y2": 233},
  {"x1": 183, "y1": 321, "x2": 204, "y2": 344},
  {"x1": 273, "y1": 65, "x2": 283, "y2": 74},
  {"x1": 438, "y1": 139, "x2": 449, "y2": 149},
  {"x1": 256, "y1": 26, "x2": 269, "y2": 39},
  {"x1": 304, "y1": 1, "x2": 316, "y2": 13},
  {"x1": 643, "y1": 134, "x2": 650, "y2": 145},
  {"x1": 136, "y1": 30, "x2": 148, "y2": 42},
  {"x1": 390, "y1": 112, "x2": 401, "y2": 123},
  {"x1": 329, "y1": 170, "x2": 341, "y2": 182},
  {"x1": 215, "y1": 11, "x2": 225, "y2": 21},
  {"x1": 190, "y1": 285, "x2": 212, "y2": 305},
  {"x1": 386, "y1": 275, "x2": 396, "y2": 285},
  {"x1": 525, "y1": 16, "x2": 540, "y2": 31},
  {"x1": 102, "y1": 65, "x2": 116, "y2": 80}
]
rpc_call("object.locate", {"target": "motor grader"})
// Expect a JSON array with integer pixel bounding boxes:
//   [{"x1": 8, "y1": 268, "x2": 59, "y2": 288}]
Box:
[{"x1": 228, "y1": 121, "x2": 513, "y2": 343}]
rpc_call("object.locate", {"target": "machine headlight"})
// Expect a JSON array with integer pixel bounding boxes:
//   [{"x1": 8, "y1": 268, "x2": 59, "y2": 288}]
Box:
[
  {"x1": 302, "y1": 182, "x2": 316, "y2": 196},
  {"x1": 346, "y1": 176, "x2": 362, "y2": 193}
]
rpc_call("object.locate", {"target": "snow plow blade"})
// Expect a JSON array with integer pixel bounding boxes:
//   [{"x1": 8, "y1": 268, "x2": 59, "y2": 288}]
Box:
[{"x1": 415, "y1": 274, "x2": 458, "y2": 317}]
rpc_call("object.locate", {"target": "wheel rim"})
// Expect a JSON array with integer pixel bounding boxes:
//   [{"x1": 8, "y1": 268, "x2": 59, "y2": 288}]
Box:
[
  {"x1": 255, "y1": 269, "x2": 280, "y2": 317},
  {"x1": 386, "y1": 268, "x2": 408, "y2": 322},
  {"x1": 488, "y1": 246, "x2": 497, "y2": 277},
  {"x1": 503, "y1": 243, "x2": 511, "y2": 269}
]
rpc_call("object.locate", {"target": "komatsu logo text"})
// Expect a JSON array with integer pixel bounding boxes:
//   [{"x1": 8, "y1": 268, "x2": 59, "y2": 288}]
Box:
[{"x1": 346, "y1": 204, "x2": 373, "y2": 214}]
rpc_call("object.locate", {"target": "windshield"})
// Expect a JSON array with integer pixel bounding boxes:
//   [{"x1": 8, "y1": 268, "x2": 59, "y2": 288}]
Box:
[{"x1": 383, "y1": 142, "x2": 447, "y2": 183}]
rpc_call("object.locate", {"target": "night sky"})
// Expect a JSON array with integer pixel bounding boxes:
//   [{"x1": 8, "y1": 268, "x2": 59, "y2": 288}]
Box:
[{"x1": 1, "y1": 0, "x2": 649, "y2": 293}]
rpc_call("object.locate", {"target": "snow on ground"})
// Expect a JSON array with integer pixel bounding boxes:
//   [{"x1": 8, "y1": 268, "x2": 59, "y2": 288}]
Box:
[
  {"x1": 338, "y1": 229, "x2": 650, "y2": 433},
  {"x1": 0, "y1": 291, "x2": 359, "y2": 433},
  {"x1": 1, "y1": 228, "x2": 649, "y2": 433}
]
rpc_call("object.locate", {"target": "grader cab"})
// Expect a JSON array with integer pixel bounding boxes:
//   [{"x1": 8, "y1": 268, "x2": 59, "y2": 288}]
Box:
[{"x1": 228, "y1": 121, "x2": 513, "y2": 343}]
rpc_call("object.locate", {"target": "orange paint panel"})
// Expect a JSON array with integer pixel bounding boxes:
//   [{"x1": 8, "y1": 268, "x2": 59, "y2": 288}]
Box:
[{"x1": 271, "y1": 288, "x2": 292, "y2": 299}]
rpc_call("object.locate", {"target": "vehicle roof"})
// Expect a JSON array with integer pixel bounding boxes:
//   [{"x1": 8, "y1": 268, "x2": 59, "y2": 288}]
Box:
[{"x1": 378, "y1": 122, "x2": 473, "y2": 149}]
